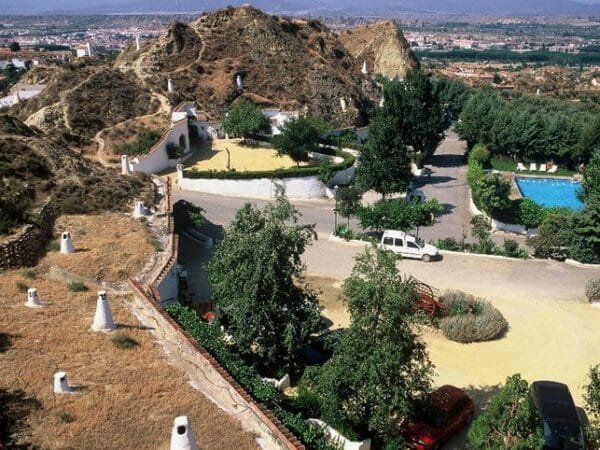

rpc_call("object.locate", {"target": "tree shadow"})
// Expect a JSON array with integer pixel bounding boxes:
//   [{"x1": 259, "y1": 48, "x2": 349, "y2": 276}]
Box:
[
  {"x1": 0, "y1": 332, "x2": 18, "y2": 353},
  {"x1": 462, "y1": 383, "x2": 502, "y2": 409},
  {"x1": 413, "y1": 175, "x2": 457, "y2": 187},
  {"x1": 428, "y1": 153, "x2": 466, "y2": 168},
  {"x1": 0, "y1": 389, "x2": 42, "y2": 449}
]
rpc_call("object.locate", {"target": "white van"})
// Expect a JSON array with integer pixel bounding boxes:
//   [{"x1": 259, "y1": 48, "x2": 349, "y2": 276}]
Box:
[{"x1": 380, "y1": 230, "x2": 439, "y2": 262}]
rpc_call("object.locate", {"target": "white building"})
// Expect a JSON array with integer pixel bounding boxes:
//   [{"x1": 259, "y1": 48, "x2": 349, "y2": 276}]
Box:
[{"x1": 261, "y1": 109, "x2": 299, "y2": 135}]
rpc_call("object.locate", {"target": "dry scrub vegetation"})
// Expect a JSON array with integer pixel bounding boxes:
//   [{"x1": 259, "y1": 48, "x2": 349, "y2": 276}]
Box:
[{"x1": 0, "y1": 213, "x2": 257, "y2": 449}]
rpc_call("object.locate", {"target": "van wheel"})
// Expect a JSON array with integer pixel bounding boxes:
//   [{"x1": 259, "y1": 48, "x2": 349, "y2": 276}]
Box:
[{"x1": 422, "y1": 254, "x2": 431, "y2": 262}]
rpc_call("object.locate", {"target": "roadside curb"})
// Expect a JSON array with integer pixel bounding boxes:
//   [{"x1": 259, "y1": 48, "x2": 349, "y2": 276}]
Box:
[{"x1": 565, "y1": 259, "x2": 600, "y2": 269}]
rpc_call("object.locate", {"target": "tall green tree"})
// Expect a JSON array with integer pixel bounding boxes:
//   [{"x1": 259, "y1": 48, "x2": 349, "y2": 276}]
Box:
[
  {"x1": 273, "y1": 116, "x2": 319, "y2": 166},
  {"x1": 356, "y1": 198, "x2": 443, "y2": 235},
  {"x1": 206, "y1": 193, "x2": 321, "y2": 369},
  {"x1": 356, "y1": 113, "x2": 412, "y2": 197},
  {"x1": 468, "y1": 374, "x2": 544, "y2": 449},
  {"x1": 336, "y1": 185, "x2": 362, "y2": 229},
  {"x1": 306, "y1": 249, "x2": 433, "y2": 440},
  {"x1": 584, "y1": 364, "x2": 600, "y2": 447},
  {"x1": 222, "y1": 99, "x2": 269, "y2": 142},
  {"x1": 9, "y1": 41, "x2": 20, "y2": 52},
  {"x1": 571, "y1": 150, "x2": 600, "y2": 264},
  {"x1": 473, "y1": 174, "x2": 512, "y2": 219}
]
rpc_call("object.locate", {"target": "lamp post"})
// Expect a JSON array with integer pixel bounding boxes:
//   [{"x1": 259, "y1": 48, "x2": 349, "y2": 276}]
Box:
[{"x1": 333, "y1": 185, "x2": 339, "y2": 236}]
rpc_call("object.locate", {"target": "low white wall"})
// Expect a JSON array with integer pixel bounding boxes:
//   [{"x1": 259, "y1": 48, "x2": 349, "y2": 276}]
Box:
[
  {"x1": 127, "y1": 119, "x2": 191, "y2": 174},
  {"x1": 178, "y1": 173, "x2": 327, "y2": 199},
  {"x1": 468, "y1": 190, "x2": 529, "y2": 235},
  {"x1": 307, "y1": 419, "x2": 371, "y2": 450}
]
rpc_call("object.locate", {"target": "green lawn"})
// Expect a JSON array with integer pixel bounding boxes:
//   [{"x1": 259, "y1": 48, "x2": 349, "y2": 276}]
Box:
[{"x1": 491, "y1": 158, "x2": 576, "y2": 177}]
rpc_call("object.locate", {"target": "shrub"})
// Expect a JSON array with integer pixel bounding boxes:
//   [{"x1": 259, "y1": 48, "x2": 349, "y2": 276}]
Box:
[
  {"x1": 435, "y1": 237, "x2": 462, "y2": 251},
  {"x1": 468, "y1": 143, "x2": 491, "y2": 167},
  {"x1": 146, "y1": 237, "x2": 162, "y2": 252},
  {"x1": 518, "y1": 198, "x2": 547, "y2": 229},
  {"x1": 111, "y1": 333, "x2": 139, "y2": 349},
  {"x1": 59, "y1": 411, "x2": 75, "y2": 423},
  {"x1": 46, "y1": 239, "x2": 60, "y2": 252},
  {"x1": 502, "y1": 239, "x2": 520, "y2": 257},
  {"x1": 114, "y1": 127, "x2": 162, "y2": 156},
  {"x1": 166, "y1": 142, "x2": 185, "y2": 159},
  {"x1": 439, "y1": 290, "x2": 508, "y2": 343},
  {"x1": 15, "y1": 281, "x2": 28, "y2": 293},
  {"x1": 67, "y1": 281, "x2": 88, "y2": 292},
  {"x1": 23, "y1": 270, "x2": 38, "y2": 279},
  {"x1": 586, "y1": 279, "x2": 600, "y2": 304}
]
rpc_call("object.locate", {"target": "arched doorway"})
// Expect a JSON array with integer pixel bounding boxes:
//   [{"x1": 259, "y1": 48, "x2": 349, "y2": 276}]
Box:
[
  {"x1": 189, "y1": 124, "x2": 200, "y2": 141},
  {"x1": 179, "y1": 134, "x2": 187, "y2": 150}
]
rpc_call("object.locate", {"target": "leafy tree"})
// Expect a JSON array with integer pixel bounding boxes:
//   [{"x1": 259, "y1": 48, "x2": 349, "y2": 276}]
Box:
[
  {"x1": 336, "y1": 185, "x2": 362, "y2": 229},
  {"x1": 470, "y1": 215, "x2": 495, "y2": 254},
  {"x1": 206, "y1": 192, "x2": 321, "y2": 369},
  {"x1": 9, "y1": 41, "x2": 20, "y2": 52},
  {"x1": 306, "y1": 249, "x2": 433, "y2": 440},
  {"x1": 356, "y1": 198, "x2": 443, "y2": 233},
  {"x1": 468, "y1": 374, "x2": 544, "y2": 449},
  {"x1": 456, "y1": 89, "x2": 503, "y2": 149},
  {"x1": 273, "y1": 116, "x2": 319, "y2": 166},
  {"x1": 473, "y1": 174, "x2": 512, "y2": 219},
  {"x1": 527, "y1": 209, "x2": 574, "y2": 259},
  {"x1": 469, "y1": 143, "x2": 491, "y2": 167},
  {"x1": 222, "y1": 99, "x2": 269, "y2": 142},
  {"x1": 433, "y1": 77, "x2": 473, "y2": 123},
  {"x1": 355, "y1": 112, "x2": 412, "y2": 197},
  {"x1": 569, "y1": 196, "x2": 600, "y2": 264},
  {"x1": 582, "y1": 149, "x2": 600, "y2": 201},
  {"x1": 584, "y1": 364, "x2": 600, "y2": 447}
]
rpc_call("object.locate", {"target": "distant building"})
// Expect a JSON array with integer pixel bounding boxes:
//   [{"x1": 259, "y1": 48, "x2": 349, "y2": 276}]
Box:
[
  {"x1": 75, "y1": 42, "x2": 93, "y2": 58},
  {"x1": 261, "y1": 109, "x2": 299, "y2": 135}
]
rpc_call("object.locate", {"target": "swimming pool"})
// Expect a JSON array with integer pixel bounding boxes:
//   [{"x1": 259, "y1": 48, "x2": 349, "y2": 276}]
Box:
[{"x1": 515, "y1": 177, "x2": 584, "y2": 210}]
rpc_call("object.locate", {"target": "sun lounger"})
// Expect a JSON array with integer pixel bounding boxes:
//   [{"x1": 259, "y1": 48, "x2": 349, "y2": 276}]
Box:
[
  {"x1": 539, "y1": 164, "x2": 547, "y2": 172},
  {"x1": 548, "y1": 165, "x2": 558, "y2": 174},
  {"x1": 517, "y1": 162, "x2": 527, "y2": 171},
  {"x1": 529, "y1": 163, "x2": 537, "y2": 171}
]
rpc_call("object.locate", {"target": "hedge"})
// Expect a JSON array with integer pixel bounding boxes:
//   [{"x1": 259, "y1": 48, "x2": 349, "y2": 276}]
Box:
[
  {"x1": 183, "y1": 150, "x2": 355, "y2": 180},
  {"x1": 166, "y1": 304, "x2": 337, "y2": 450}
]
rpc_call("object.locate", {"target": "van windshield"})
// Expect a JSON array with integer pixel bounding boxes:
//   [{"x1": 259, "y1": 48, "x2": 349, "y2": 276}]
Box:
[{"x1": 415, "y1": 237, "x2": 425, "y2": 248}]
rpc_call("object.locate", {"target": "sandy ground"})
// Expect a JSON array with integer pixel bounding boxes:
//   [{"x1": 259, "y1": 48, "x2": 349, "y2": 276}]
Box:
[
  {"x1": 186, "y1": 138, "x2": 309, "y2": 172},
  {"x1": 305, "y1": 272, "x2": 600, "y2": 409},
  {"x1": 0, "y1": 213, "x2": 258, "y2": 449},
  {"x1": 42, "y1": 214, "x2": 156, "y2": 282}
]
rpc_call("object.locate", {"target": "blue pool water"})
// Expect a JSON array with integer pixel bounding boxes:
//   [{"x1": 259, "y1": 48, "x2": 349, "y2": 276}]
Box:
[{"x1": 515, "y1": 177, "x2": 584, "y2": 210}]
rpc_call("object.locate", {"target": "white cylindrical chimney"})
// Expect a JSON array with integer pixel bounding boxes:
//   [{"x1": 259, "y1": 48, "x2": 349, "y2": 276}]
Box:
[
  {"x1": 168, "y1": 79, "x2": 175, "y2": 93},
  {"x1": 379, "y1": 97, "x2": 385, "y2": 108},
  {"x1": 236, "y1": 75, "x2": 243, "y2": 90},
  {"x1": 26, "y1": 288, "x2": 43, "y2": 308},
  {"x1": 136, "y1": 35, "x2": 141, "y2": 51},
  {"x1": 361, "y1": 61, "x2": 368, "y2": 75},
  {"x1": 92, "y1": 291, "x2": 115, "y2": 331},
  {"x1": 133, "y1": 200, "x2": 147, "y2": 218},
  {"x1": 121, "y1": 154, "x2": 131, "y2": 175},
  {"x1": 340, "y1": 97, "x2": 347, "y2": 113},
  {"x1": 54, "y1": 371, "x2": 73, "y2": 394},
  {"x1": 170, "y1": 416, "x2": 199, "y2": 450},
  {"x1": 60, "y1": 231, "x2": 75, "y2": 254}
]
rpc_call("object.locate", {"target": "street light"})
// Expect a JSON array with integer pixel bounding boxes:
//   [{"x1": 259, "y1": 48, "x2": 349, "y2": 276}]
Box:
[{"x1": 333, "y1": 185, "x2": 339, "y2": 236}]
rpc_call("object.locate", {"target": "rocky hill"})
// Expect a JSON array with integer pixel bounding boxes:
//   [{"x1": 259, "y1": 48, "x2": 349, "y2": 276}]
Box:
[
  {"x1": 12, "y1": 61, "x2": 158, "y2": 140},
  {"x1": 339, "y1": 21, "x2": 419, "y2": 80},
  {"x1": 0, "y1": 113, "x2": 151, "y2": 236},
  {"x1": 115, "y1": 5, "x2": 378, "y2": 126}
]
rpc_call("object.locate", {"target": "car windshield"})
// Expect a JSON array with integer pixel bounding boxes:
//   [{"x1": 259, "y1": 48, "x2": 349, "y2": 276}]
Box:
[
  {"x1": 415, "y1": 237, "x2": 425, "y2": 248},
  {"x1": 543, "y1": 421, "x2": 584, "y2": 449}
]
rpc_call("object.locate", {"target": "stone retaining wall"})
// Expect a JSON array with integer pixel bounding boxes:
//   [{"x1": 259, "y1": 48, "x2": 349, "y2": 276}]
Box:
[{"x1": 0, "y1": 199, "x2": 58, "y2": 270}]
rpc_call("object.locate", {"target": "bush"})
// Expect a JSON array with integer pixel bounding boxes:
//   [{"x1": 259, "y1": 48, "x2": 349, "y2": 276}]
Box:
[
  {"x1": 111, "y1": 333, "x2": 139, "y2": 349},
  {"x1": 586, "y1": 279, "x2": 600, "y2": 304},
  {"x1": 67, "y1": 281, "x2": 88, "y2": 292},
  {"x1": 518, "y1": 198, "x2": 548, "y2": 229},
  {"x1": 59, "y1": 411, "x2": 75, "y2": 423},
  {"x1": 435, "y1": 237, "x2": 462, "y2": 251},
  {"x1": 114, "y1": 127, "x2": 162, "y2": 156},
  {"x1": 23, "y1": 270, "x2": 38, "y2": 279},
  {"x1": 468, "y1": 143, "x2": 491, "y2": 167},
  {"x1": 46, "y1": 239, "x2": 60, "y2": 252},
  {"x1": 166, "y1": 142, "x2": 185, "y2": 160},
  {"x1": 438, "y1": 290, "x2": 508, "y2": 343},
  {"x1": 15, "y1": 281, "x2": 28, "y2": 293}
]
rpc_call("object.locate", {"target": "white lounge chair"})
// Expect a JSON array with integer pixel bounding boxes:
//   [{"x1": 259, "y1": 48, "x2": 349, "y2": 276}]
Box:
[
  {"x1": 517, "y1": 162, "x2": 527, "y2": 171},
  {"x1": 529, "y1": 163, "x2": 537, "y2": 171},
  {"x1": 539, "y1": 164, "x2": 547, "y2": 172},
  {"x1": 548, "y1": 165, "x2": 558, "y2": 174}
]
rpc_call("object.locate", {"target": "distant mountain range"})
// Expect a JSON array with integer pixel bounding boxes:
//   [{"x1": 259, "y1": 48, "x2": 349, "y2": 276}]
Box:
[{"x1": 5, "y1": 0, "x2": 600, "y2": 15}]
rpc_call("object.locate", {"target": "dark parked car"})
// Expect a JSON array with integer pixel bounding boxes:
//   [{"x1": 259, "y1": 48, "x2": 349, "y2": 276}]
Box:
[
  {"x1": 400, "y1": 385, "x2": 475, "y2": 450},
  {"x1": 530, "y1": 381, "x2": 586, "y2": 450}
]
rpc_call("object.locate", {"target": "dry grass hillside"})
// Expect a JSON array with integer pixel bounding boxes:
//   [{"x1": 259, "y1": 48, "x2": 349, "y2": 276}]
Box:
[
  {"x1": 12, "y1": 61, "x2": 158, "y2": 139},
  {"x1": 0, "y1": 114, "x2": 152, "y2": 237},
  {"x1": 0, "y1": 213, "x2": 257, "y2": 449},
  {"x1": 339, "y1": 21, "x2": 420, "y2": 80},
  {"x1": 116, "y1": 5, "x2": 379, "y2": 127}
]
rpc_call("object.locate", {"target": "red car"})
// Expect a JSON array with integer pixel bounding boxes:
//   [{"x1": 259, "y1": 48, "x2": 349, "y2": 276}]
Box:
[{"x1": 400, "y1": 385, "x2": 475, "y2": 450}]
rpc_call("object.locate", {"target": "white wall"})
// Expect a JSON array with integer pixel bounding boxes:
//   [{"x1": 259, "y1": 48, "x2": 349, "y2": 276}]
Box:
[{"x1": 129, "y1": 119, "x2": 191, "y2": 174}]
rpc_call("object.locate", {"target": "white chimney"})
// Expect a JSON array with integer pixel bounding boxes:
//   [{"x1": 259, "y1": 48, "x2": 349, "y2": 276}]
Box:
[
  {"x1": 14, "y1": 91, "x2": 20, "y2": 104},
  {"x1": 60, "y1": 231, "x2": 75, "y2": 254},
  {"x1": 236, "y1": 75, "x2": 243, "y2": 90},
  {"x1": 136, "y1": 35, "x2": 141, "y2": 51},
  {"x1": 26, "y1": 288, "x2": 43, "y2": 308},
  {"x1": 379, "y1": 97, "x2": 385, "y2": 108},
  {"x1": 340, "y1": 97, "x2": 347, "y2": 113},
  {"x1": 170, "y1": 416, "x2": 199, "y2": 450},
  {"x1": 168, "y1": 79, "x2": 175, "y2": 93},
  {"x1": 361, "y1": 61, "x2": 368, "y2": 75},
  {"x1": 133, "y1": 200, "x2": 147, "y2": 218},
  {"x1": 121, "y1": 155, "x2": 131, "y2": 175},
  {"x1": 92, "y1": 291, "x2": 115, "y2": 331},
  {"x1": 54, "y1": 371, "x2": 74, "y2": 394}
]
